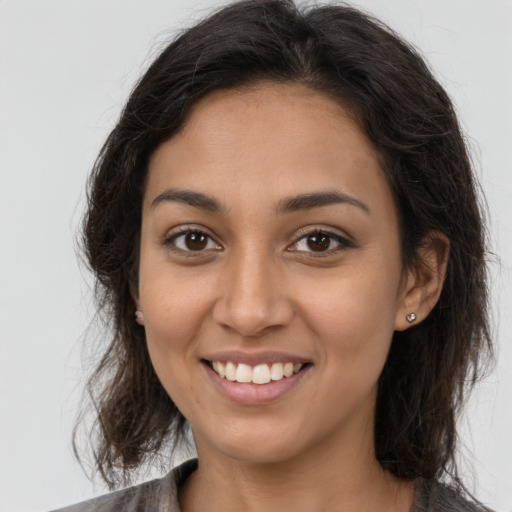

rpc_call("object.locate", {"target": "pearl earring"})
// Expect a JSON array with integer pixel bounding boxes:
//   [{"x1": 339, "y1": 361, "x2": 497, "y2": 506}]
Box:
[{"x1": 406, "y1": 312, "x2": 416, "y2": 323}]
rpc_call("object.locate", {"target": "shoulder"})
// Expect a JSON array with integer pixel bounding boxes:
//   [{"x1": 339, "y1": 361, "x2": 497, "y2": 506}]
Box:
[
  {"x1": 49, "y1": 459, "x2": 198, "y2": 512},
  {"x1": 49, "y1": 477, "x2": 163, "y2": 512},
  {"x1": 412, "y1": 478, "x2": 494, "y2": 512}
]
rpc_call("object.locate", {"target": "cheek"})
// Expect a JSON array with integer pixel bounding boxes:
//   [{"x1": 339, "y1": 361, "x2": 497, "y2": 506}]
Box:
[
  {"x1": 296, "y1": 269, "x2": 398, "y2": 428},
  {"x1": 140, "y1": 265, "x2": 216, "y2": 347},
  {"x1": 303, "y1": 263, "x2": 399, "y2": 334},
  {"x1": 139, "y1": 272, "x2": 217, "y2": 419},
  {"x1": 296, "y1": 261, "x2": 400, "y2": 375},
  {"x1": 138, "y1": 267, "x2": 218, "y2": 410}
]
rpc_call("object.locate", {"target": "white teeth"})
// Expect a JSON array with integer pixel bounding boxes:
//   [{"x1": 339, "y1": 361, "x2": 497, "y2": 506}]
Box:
[
  {"x1": 252, "y1": 364, "x2": 271, "y2": 384},
  {"x1": 225, "y1": 361, "x2": 236, "y2": 381},
  {"x1": 270, "y1": 362, "x2": 284, "y2": 380},
  {"x1": 283, "y1": 362, "x2": 294, "y2": 378},
  {"x1": 212, "y1": 361, "x2": 226, "y2": 378},
  {"x1": 210, "y1": 360, "x2": 306, "y2": 384},
  {"x1": 235, "y1": 363, "x2": 252, "y2": 383}
]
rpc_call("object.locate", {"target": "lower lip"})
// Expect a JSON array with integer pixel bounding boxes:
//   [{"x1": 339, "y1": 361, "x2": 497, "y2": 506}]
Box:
[{"x1": 203, "y1": 363, "x2": 311, "y2": 405}]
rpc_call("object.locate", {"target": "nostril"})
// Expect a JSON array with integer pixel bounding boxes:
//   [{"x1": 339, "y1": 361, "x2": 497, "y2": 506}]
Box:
[{"x1": 212, "y1": 295, "x2": 294, "y2": 338}]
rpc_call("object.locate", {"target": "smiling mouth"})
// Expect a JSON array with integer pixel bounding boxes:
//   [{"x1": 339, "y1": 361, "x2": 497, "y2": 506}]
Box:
[{"x1": 204, "y1": 360, "x2": 310, "y2": 384}]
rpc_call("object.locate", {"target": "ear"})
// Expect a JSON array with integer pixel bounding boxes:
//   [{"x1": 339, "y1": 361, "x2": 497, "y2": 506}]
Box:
[
  {"x1": 130, "y1": 282, "x2": 145, "y2": 326},
  {"x1": 130, "y1": 280, "x2": 141, "y2": 308},
  {"x1": 395, "y1": 231, "x2": 450, "y2": 331}
]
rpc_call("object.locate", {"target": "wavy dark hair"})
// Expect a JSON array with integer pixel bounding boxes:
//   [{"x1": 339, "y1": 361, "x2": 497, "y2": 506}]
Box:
[{"x1": 76, "y1": 0, "x2": 492, "y2": 490}]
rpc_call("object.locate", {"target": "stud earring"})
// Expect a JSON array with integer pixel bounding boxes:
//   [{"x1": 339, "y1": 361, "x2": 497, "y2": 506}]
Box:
[
  {"x1": 135, "y1": 308, "x2": 145, "y2": 325},
  {"x1": 406, "y1": 312, "x2": 416, "y2": 323}
]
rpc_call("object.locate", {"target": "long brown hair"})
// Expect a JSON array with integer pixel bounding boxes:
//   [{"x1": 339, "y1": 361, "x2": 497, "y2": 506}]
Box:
[{"x1": 76, "y1": 0, "x2": 492, "y2": 490}]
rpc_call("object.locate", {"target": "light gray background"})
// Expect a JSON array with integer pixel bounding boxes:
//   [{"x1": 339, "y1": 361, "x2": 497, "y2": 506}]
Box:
[{"x1": 1, "y1": 1, "x2": 511, "y2": 511}]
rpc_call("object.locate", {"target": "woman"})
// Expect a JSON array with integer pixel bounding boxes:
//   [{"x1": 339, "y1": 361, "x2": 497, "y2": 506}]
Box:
[{"x1": 54, "y1": 0, "x2": 493, "y2": 510}]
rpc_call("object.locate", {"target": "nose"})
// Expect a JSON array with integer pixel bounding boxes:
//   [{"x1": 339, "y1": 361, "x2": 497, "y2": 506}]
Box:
[{"x1": 212, "y1": 249, "x2": 294, "y2": 338}]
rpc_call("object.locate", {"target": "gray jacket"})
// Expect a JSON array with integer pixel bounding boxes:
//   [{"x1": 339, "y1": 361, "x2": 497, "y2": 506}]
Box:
[{"x1": 51, "y1": 459, "x2": 492, "y2": 512}]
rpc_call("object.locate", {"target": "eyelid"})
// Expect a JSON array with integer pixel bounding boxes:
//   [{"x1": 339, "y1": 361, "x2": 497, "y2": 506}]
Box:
[
  {"x1": 161, "y1": 224, "x2": 354, "y2": 257},
  {"x1": 288, "y1": 226, "x2": 354, "y2": 256},
  {"x1": 162, "y1": 225, "x2": 222, "y2": 255}
]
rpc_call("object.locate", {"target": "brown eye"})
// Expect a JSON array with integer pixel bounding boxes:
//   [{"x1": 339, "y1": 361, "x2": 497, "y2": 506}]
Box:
[
  {"x1": 291, "y1": 229, "x2": 353, "y2": 256},
  {"x1": 184, "y1": 231, "x2": 208, "y2": 250},
  {"x1": 164, "y1": 229, "x2": 221, "y2": 254},
  {"x1": 306, "y1": 233, "x2": 331, "y2": 252}
]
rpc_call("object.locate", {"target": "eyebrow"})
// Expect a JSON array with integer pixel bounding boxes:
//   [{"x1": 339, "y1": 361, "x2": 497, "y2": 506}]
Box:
[
  {"x1": 151, "y1": 188, "x2": 225, "y2": 214},
  {"x1": 150, "y1": 188, "x2": 370, "y2": 215},
  {"x1": 276, "y1": 190, "x2": 369, "y2": 215}
]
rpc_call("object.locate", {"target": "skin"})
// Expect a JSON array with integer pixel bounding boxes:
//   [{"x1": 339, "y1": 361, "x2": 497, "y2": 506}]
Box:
[{"x1": 136, "y1": 82, "x2": 448, "y2": 512}]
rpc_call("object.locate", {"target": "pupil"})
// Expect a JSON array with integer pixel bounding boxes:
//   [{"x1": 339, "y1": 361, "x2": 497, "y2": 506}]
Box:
[
  {"x1": 186, "y1": 232, "x2": 207, "y2": 250},
  {"x1": 307, "y1": 233, "x2": 330, "y2": 252}
]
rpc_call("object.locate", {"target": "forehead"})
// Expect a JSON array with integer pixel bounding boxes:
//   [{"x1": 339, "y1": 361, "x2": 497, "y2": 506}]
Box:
[{"x1": 145, "y1": 82, "x2": 395, "y2": 223}]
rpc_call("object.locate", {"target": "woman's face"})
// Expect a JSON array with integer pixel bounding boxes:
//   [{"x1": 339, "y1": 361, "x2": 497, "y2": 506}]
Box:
[{"x1": 138, "y1": 82, "x2": 412, "y2": 464}]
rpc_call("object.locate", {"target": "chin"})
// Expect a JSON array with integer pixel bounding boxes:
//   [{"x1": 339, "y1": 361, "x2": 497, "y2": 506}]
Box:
[
  {"x1": 220, "y1": 442, "x2": 305, "y2": 466},
  {"x1": 194, "y1": 418, "x2": 320, "y2": 466}
]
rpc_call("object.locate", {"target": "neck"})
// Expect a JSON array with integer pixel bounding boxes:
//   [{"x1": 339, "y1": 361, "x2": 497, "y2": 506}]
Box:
[{"x1": 179, "y1": 419, "x2": 414, "y2": 512}]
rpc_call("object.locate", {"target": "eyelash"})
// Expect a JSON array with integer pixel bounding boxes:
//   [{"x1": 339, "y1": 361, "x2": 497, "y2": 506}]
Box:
[
  {"x1": 291, "y1": 228, "x2": 354, "y2": 257},
  {"x1": 162, "y1": 226, "x2": 354, "y2": 258},
  {"x1": 162, "y1": 226, "x2": 221, "y2": 257}
]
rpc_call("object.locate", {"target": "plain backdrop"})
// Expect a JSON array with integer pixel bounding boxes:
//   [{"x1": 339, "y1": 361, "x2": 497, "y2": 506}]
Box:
[{"x1": 1, "y1": 1, "x2": 511, "y2": 511}]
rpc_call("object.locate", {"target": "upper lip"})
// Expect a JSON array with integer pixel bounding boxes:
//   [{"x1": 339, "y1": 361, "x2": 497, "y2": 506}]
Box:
[{"x1": 201, "y1": 350, "x2": 312, "y2": 366}]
